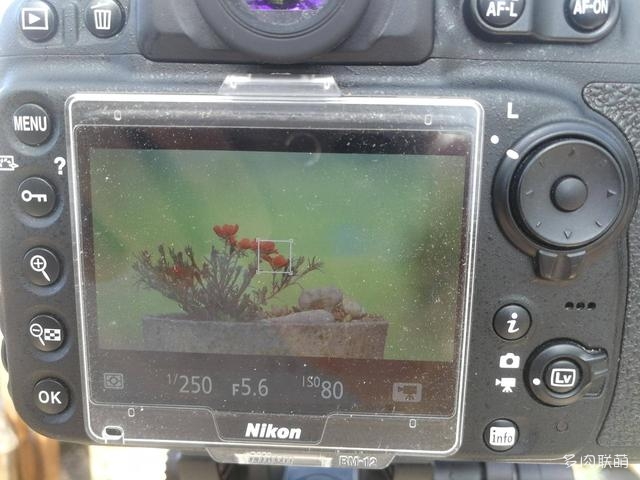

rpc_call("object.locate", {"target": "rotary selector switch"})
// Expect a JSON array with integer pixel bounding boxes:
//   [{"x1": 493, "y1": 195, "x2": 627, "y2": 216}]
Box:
[
  {"x1": 526, "y1": 341, "x2": 608, "y2": 407},
  {"x1": 515, "y1": 139, "x2": 624, "y2": 249},
  {"x1": 493, "y1": 122, "x2": 638, "y2": 281}
]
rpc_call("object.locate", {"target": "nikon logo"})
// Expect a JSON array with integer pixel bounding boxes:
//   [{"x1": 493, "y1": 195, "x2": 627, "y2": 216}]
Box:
[{"x1": 245, "y1": 423, "x2": 302, "y2": 440}]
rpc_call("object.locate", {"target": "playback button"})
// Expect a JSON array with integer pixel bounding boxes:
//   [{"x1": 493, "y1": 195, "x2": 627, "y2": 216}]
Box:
[
  {"x1": 19, "y1": 0, "x2": 58, "y2": 42},
  {"x1": 18, "y1": 177, "x2": 56, "y2": 217}
]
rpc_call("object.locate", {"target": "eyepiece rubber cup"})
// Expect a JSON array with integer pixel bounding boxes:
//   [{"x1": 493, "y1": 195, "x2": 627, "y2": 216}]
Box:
[{"x1": 195, "y1": 0, "x2": 369, "y2": 63}]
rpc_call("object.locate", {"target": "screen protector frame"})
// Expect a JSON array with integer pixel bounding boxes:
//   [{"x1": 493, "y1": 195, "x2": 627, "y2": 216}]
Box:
[{"x1": 66, "y1": 85, "x2": 483, "y2": 466}]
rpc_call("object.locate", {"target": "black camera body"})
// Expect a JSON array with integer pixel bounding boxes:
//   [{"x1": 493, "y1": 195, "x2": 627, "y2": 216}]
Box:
[{"x1": 1, "y1": 0, "x2": 640, "y2": 468}]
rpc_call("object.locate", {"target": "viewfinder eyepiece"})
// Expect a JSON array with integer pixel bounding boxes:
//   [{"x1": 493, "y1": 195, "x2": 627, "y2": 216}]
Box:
[{"x1": 246, "y1": 0, "x2": 327, "y2": 11}]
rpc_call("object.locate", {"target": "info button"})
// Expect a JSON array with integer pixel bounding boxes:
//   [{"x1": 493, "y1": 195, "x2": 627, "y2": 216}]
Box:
[{"x1": 484, "y1": 419, "x2": 519, "y2": 452}]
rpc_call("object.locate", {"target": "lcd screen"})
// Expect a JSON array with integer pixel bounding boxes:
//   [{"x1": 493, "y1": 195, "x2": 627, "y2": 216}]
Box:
[{"x1": 75, "y1": 126, "x2": 471, "y2": 416}]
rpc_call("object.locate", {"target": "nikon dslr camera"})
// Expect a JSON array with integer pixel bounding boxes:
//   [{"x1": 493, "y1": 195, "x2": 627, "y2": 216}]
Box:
[{"x1": 1, "y1": 0, "x2": 640, "y2": 469}]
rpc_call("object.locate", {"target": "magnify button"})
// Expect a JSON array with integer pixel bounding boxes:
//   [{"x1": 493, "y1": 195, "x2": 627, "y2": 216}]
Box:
[{"x1": 24, "y1": 247, "x2": 61, "y2": 287}]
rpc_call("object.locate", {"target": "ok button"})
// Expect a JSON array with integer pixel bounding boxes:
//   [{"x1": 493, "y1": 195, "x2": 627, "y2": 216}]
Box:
[{"x1": 34, "y1": 378, "x2": 70, "y2": 415}]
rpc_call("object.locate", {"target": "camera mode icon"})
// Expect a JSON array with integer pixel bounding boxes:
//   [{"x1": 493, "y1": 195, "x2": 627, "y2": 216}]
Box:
[{"x1": 499, "y1": 353, "x2": 521, "y2": 369}]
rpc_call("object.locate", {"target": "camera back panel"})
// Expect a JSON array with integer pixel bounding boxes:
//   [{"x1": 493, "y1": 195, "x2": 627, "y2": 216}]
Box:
[{"x1": 1, "y1": 0, "x2": 640, "y2": 468}]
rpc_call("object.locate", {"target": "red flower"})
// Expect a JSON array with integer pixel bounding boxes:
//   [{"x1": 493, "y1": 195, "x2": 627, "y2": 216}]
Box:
[
  {"x1": 237, "y1": 238, "x2": 257, "y2": 250},
  {"x1": 259, "y1": 241, "x2": 278, "y2": 255},
  {"x1": 265, "y1": 254, "x2": 289, "y2": 270},
  {"x1": 213, "y1": 224, "x2": 239, "y2": 239}
]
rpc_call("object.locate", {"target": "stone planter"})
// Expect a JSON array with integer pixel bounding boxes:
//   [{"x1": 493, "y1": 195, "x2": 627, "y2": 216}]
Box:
[{"x1": 142, "y1": 310, "x2": 388, "y2": 358}]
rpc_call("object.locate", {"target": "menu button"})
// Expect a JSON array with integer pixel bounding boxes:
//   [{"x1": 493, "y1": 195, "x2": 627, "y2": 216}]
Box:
[{"x1": 13, "y1": 104, "x2": 51, "y2": 146}]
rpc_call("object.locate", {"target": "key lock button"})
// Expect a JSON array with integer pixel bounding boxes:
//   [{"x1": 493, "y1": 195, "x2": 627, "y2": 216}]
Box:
[{"x1": 18, "y1": 177, "x2": 56, "y2": 217}]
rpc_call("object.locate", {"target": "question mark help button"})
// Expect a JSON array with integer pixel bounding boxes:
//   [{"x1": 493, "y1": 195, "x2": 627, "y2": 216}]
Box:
[{"x1": 54, "y1": 157, "x2": 66, "y2": 176}]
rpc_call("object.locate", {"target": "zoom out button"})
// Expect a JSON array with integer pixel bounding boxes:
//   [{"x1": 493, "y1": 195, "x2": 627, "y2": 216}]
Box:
[{"x1": 29, "y1": 315, "x2": 64, "y2": 352}]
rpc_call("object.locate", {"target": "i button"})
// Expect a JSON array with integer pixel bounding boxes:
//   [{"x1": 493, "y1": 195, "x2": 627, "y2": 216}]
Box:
[{"x1": 493, "y1": 305, "x2": 531, "y2": 340}]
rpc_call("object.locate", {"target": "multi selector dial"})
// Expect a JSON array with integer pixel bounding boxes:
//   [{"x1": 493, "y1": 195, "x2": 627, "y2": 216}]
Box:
[
  {"x1": 515, "y1": 139, "x2": 624, "y2": 249},
  {"x1": 494, "y1": 122, "x2": 638, "y2": 280}
]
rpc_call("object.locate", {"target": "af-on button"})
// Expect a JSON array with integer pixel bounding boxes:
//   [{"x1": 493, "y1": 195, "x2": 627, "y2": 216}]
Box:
[{"x1": 566, "y1": 0, "x2": 614, "y2": 32}]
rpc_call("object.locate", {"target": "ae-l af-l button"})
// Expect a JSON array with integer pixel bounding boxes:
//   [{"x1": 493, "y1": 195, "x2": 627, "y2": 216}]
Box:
[
  {"x1": 477, "y1": 0, "x2": 526, "y2": 28},
  {"x1": 13, "y1": 104, "x2": 51, "y2": 146}
]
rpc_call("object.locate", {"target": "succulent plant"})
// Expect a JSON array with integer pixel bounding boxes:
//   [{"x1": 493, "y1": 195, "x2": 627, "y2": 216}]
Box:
[{"x1": 133, "y1": 224, "x2": 322, "y2": 322}]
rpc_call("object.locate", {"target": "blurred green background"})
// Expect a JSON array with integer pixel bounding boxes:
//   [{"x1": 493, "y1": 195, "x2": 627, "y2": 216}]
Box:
[{"x1": 89, "y1": 148, "x2": 466, "y2": 361}]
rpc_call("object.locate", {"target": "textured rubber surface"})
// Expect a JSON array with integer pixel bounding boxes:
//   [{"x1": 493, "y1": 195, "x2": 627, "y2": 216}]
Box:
[{"x1": 584, "y1": 83, "x2": 640, "y2": 447}]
